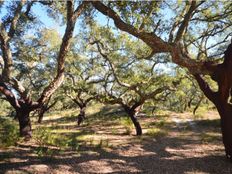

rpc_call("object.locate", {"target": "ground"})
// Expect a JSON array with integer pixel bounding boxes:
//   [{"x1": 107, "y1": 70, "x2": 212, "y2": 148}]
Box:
[{"x1": 0, "y1": 105, "x2": 232, "y2": 174}]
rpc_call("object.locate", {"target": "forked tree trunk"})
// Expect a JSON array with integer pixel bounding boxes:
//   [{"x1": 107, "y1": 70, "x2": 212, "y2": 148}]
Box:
[
  {"x1": 128, "y1": 112, "x2": 142, "y2": 136},
  {"x1": 16, "y1": 109, "x2": 32, "y2": 139},
  {"x1": 37, "y1": 100, "x2": 57, "y2": 123}
]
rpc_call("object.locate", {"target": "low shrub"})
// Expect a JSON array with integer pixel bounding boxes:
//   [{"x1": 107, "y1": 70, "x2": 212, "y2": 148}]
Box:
[{"x1": 0, "y1": 118, "x2": 19, "y2": 147}]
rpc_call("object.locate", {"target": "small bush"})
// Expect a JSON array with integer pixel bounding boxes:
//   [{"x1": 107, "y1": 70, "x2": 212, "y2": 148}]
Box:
[
  {"x1": 145, "y1": 128, "x2": 167, "y2": 137},
  {"x1": 34, "y1": 127, "x2": 56, "y2": 146},
  {"x1": 120, "y1": 117, "x2": 133, "y2": 135},
  {"x1": 66, "y1": 134, "x2": 80, "y2": 150},
  {"x1": 193, "y1": 106, "x2": 208, "y2": 119},
  {"x1": 34, "y1": 146, "x2": 56, "y2": 157},
  {"x1": 0, "y1": 118, "x2": 19, "y2": 147},
  {"x1": 33, "y1": 126, "x2": 80, "y2": 156}
]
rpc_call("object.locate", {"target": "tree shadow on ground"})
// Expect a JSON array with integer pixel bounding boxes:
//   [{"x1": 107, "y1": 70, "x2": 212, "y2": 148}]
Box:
[
  {"x1": 1, "y1": 114, "x2": 231, "y2": 174},
  {"x1": 1, "y1": 132, "x2": 231, "y2": 174}
]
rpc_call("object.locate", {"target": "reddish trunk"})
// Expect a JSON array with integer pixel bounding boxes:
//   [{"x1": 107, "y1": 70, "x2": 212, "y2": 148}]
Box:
[
  {"x1": 215, "y1": 103, "x2": 232, "y2": 159},
  {"x1": 16, "y1": 109, "x2": 32, "y2": 139}
]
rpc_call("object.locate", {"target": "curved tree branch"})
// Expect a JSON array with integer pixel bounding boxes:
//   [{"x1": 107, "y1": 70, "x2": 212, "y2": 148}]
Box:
[
  {"x1": 91, "y1": 1, "x2": 172, "y2": 53},
  {"x1": 91, "y1": 1, "x2": 221, "y2": 75},
  {"x1": 38, "y1": 1, "x2": 87, "y2": 104}
]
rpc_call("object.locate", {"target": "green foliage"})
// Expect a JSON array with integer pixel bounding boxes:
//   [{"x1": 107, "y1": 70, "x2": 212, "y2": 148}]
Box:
[
  {"x1": 66, "y1": 134, "x2": 80, "y2": 150},
  {"x1": 34, "y1": 127, "x2": 55, "y2": 146},
  {"x1": 120, "y1": 117, "x2": 133, "y2": 135},
  {"x1": 111, "y1": 1, "x2": 161, "y2": 32},
  {"x1": 33, "y1": 126, "x2": 81, "y2": 156},
  {"x1": 0, "y1": 118, "x2": 19, "y2": 147},
  {"x1": 193, "y1": 106, "x2": 208, "y2": 119},
  {"x1": 145, "y1": 128, "x2": 167, "y2": 138},
  {"x1": 34, "y1": 146, "x2": 56, "y2": 157},
  {"x1": 0, "y1": 100, "x2": 12, "y2": 116}
]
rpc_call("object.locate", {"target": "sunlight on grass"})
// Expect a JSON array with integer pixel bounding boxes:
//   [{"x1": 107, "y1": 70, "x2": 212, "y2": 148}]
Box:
[
  {"x1": 50, "y1": 129, "x2": 80, "y2": 134},
  {"x1": 76, "y1": 134, "x2": 111, "y2": 148},
  {"x1": 153, "y1": 110, "x2": 171, "y2": 117},
  {"x1": 145, "y1": 127, "x2": 167, "y2": 137},
  {"x1": 42, "y1": 109, "x2": 78, "y2": 122},
  {"x1": 119, "y1": 117, "x2": 134, "y2": 135},
  {"x1": 86, "y1": 103, "x2": 104, "y2": 115},
  {"x1": 0, "y1": 117, "x2": 20, "y2": 147}
]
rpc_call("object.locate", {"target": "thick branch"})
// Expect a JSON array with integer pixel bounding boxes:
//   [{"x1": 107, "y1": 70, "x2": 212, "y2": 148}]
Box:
[
  {"x1": 194, "y1": 74, "x2": 217, "y2": 103},
  {"x1": 38, "y1": 1, "x2": 86, "y2": 104},
  {"x1": 144, "y1": 86, "x2": 170, "y2": 100},
  {"x1": 8, "y1": 1, "x2": 25, "y2": 38},
  {"x1": 0, "y1": 1, "x2": 25, "y2": 81},
  {"x1": 91, "y1": 1, "x2": 172, "y2": 53},
  {"x1": 175, "y1": 1, "x2": 197, "y2": 42},
  {"x1": 0, "y1": 81, "x2": 19, "y2": 109},
  {"x1": 92, "y1": 1, "x2": 219, "y2": 75}
]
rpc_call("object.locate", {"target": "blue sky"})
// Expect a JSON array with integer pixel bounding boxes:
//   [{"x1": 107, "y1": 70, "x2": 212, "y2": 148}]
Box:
[{"x1": 30, "y1": 3, "x2": 110, "y2": 37}]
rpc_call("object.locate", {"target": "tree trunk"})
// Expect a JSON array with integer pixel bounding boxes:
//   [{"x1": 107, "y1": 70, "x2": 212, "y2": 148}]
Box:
[
  {"x1": 38, "y1": 109, "x2": 46, "y2": 124},
  {"x1": 215, "y1": 104, "x2": 232, "y2": 159},
  {"x1": 77, "y1": 106, "x2": 86, "y2": 126},
  {"x1": 123, "y1": 105, "x2": 142, "y2": 136},
  {"x1": 16, "y1": 109, "x2": 32, "y2": 139},
  {"x1": 193, "y1": 95, "x2": 204, "y2": 115},
  {"x1": 128, "y1": 112, "x2": 142, "y2": 136},
  {"x1": 194, "y1": 61, "x2": 232, "y2": 160}
]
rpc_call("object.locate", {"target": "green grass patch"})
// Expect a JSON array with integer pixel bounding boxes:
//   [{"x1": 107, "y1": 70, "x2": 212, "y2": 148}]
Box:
[
  {"x1": 193, "y1": 106, "x2": 209, "y2": 119},
  {"x1": 33, "y1": 126, "x2": 81, "y2": 156},
  {"x1": 145, "y1": 127, "x2": 167, "y2": 137},
  {"x1": 119, "y1": 117, "x2": 134, "y2": 135},
  {"x1": 0, "y1": 117, "x2": 20, "y2": 147}
]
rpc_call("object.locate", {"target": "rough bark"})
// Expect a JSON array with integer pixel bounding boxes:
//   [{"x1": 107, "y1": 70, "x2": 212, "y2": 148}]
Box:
[
  {"x1": 216, "y1": 104, "x2": 232, "y2": 159},
  {"x1": 123, "y1": 105, "x2": 142, "y2": 136},
  {"x1": 37, "y1": 99, "x2": 57, "y2": 123},
  {"x1": 194, "y1": 41, "x2": 232, "y2": 159},
  {"x1": 38, "y1": 1, "x2": 87, "y2": 104},
  {"x1": 77, "y1": 105, "x2": 86, "y2": 126},
  {"x1": 215, "y1": 41, "x2": 232, "y2": 159},
  {"x1": 16, "y1": 108, "x2": 32, "y2": 139},
  {"x1": 129, "y1": 112, "x2": 142, "y2": 136}
]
